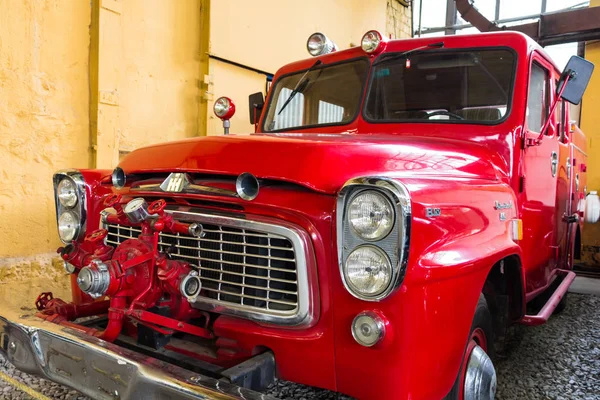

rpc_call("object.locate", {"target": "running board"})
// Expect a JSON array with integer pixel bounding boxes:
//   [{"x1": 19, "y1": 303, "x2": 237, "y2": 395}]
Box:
[{"x1": 521, "y1": 270, "x2": 576, "y2": 326}]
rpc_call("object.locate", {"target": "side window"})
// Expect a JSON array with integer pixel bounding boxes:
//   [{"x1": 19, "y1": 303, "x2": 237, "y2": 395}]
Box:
[{"x1": 527, "y1": 63, "x2": 549, "y2": 133}]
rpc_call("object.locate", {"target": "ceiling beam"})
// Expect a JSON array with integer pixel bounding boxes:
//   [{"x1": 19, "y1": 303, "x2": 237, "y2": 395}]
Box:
[{"x1": 455, "y1": 0, "x2": 600, "y2": 46}]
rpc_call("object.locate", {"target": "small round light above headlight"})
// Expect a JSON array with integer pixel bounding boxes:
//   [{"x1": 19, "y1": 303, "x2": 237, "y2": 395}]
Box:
[
  {"x1": 214, "y1": 97, "x2": 236, "y2": 120},
  {"x1": 352, "y1": 311, "x2": 385, "y2": 347},
  {"x1": 112, "y1": 167, "x2": 126, "y2": 189},
  {"x1": 345, "y1": 245, "x2": 392, "y2": 296},
  {"x1": 348, "y1": 191, "x2": 394, "y2": 241},
  {"x1": 307, "y1": 32, "x2": 337, "y2": 57},
  {"x1": 58, "y1": 211, "x2": 79, "y2": 242},
  {"x1": 57, "y1": 178, "x2": 78, "y2": 208},
  {"x1": 362, "y1": 30, "x2": 384, "y2": 54}
]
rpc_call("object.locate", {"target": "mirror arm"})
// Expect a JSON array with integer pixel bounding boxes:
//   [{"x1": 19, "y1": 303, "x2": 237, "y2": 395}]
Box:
[
  {"x1": 253, "y1": 105, "x2": 259, "y2": 133},
  {"x1": 529, "y1": 71, "x2": 573, "y2": 146}
]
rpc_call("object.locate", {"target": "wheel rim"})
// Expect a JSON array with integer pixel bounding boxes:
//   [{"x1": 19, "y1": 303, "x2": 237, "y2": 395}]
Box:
[{"x1": 459, "y1": 328, "x2": 496, "y2": 400}]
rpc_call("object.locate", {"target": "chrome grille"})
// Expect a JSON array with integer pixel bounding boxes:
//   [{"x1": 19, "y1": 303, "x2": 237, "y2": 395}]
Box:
[{"x1": 102, "y1": 210, "x2": 309, "y2": 323}]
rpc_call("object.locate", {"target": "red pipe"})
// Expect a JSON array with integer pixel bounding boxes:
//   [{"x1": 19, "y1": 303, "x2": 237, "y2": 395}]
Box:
[
  {"x1": 521, "y1": 270, "x2": 576, "y2": 326},
  {"x1": 60, "y1": 243, "x2": 91, "y2": 268},
  {"x1": 96, "y1": 296, "x2": 127, "y2": 342},
  {"x1": 54, "y1": 300, "x2": 111, "y2": 320}
]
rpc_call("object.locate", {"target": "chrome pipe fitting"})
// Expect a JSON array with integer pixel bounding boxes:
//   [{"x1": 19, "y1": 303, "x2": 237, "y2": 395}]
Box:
[
  {"x1": 188, "y1": 223, "x2": 204, "y2": 238},
  {"x1": 77, "y1": 260, "x2": 111, "y2": 299},
  {"x1": 180, "y1": 270, "x2": 202, "y2": 302}
]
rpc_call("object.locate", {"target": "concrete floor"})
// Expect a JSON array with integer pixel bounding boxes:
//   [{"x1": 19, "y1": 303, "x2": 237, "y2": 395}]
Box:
[{"x1": 569, "y1": 276, "x2": 600, "y2": 295}]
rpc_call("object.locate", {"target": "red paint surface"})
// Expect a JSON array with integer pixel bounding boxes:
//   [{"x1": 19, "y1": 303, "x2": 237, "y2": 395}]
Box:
[{"x1": 53, "y1": 32, "x2": 587, "y2": 399}]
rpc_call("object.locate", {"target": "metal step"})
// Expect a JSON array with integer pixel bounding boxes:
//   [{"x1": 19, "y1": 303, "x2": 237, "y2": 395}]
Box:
[{"x1": 521, "y1": 269, "x2": 576, "y2": 326}]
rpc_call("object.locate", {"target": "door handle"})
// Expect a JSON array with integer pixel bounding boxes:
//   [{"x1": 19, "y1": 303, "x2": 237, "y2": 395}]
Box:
[{"x1": 551, "y1": 152, "x2": 558, "y2": 177}]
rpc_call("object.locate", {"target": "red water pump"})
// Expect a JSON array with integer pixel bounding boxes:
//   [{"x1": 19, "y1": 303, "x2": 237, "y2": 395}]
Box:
[{"x1": 36, "y1": 195, "x2": 210, "y2": 342}]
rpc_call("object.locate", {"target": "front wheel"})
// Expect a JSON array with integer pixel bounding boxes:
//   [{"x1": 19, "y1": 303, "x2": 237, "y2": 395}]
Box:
[{"x1": 446, "y1": 295, "x2": 497, "y2": 400}]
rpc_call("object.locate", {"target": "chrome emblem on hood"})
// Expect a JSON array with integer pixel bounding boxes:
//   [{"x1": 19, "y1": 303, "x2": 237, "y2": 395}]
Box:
[{"x1": 160, "y1": 173, "x2": 190, "y2": 193}]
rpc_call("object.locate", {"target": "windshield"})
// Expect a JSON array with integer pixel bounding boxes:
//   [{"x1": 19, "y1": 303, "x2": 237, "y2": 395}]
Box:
[
  {"x1": 365, "y1": 49, "x2": 516, "y2": 123},
  {"x1": 264, "y1": 59, "x2": 369, "y2": 132}
]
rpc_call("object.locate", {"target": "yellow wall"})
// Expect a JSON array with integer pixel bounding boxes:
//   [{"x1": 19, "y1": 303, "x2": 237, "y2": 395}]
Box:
[
  {"x1": 580, "y1": 0, "x2": 600, "y2": 265},
  {"x1": 0, "y1": 0, "x2": 91, "y2": 258},
  {"x1": 207, "y1": 59, "x2": 268, "y2": 135},
  {"x1": 0, "y1": 0, "x2": 411, "y2": 265},
  {"x1": 94, "y1": 0, "x2": 204, "y2": 168}
]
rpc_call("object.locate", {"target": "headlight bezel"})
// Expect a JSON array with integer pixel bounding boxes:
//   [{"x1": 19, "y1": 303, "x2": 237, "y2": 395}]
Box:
[
  {"x1": 53, "y1": 170, "x2": 87, "y2": 244},
  {"x1": 337, "y1": 177, "x2": 411, "y2": 302}
]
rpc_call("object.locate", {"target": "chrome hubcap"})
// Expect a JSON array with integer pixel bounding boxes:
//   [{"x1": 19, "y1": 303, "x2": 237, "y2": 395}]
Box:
[{"x1": 464, "y1": 345, "x2": 496, "y2": 400}]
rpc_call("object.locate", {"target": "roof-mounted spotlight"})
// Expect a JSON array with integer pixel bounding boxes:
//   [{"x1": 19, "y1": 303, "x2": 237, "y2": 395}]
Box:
[
  {"x1": 361, "y1": 30, "x2": 386, "y2": 55},
  {"x1": 307, "y1": 33, "x2": 337, "y2": 57}
]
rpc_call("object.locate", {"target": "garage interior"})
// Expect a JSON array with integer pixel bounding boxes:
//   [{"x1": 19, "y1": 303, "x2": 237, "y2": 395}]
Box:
[{"x1": 0, "y1": 0, "x2": 599, "y2": 399}]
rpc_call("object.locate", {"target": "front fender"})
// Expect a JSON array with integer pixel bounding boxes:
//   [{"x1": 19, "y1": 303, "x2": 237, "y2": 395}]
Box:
[
  {"x1": 405, "y1": 177, "x2": 522, "y2": 397},
  {"x1": 332, "y1": 178, "x2": 523, "y2": 399}
]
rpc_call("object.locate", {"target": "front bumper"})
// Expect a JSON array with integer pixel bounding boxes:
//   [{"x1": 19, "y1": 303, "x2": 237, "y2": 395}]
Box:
[{"x1": 0, "y1": 307, "x2": 274, "y2": 400}]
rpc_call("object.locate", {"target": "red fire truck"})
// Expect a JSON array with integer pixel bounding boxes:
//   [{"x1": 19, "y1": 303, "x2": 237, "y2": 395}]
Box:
[{"x1": 0, "y1": 31, "x2": 594, "y2": 399}]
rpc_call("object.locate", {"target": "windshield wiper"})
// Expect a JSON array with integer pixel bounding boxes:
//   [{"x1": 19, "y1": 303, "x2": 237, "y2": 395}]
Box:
[
  {"x1": 278, "y1": 60, "x2": 323, "y2": 115},
  {"x1": 373, "y1": 41, "x2": 445, "y2": 66}
]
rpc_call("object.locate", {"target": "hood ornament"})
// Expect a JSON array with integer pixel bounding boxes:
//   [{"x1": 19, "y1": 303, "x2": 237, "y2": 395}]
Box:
[{"x1": 160, "y1": 173, "x2": 191, "y2": 193}]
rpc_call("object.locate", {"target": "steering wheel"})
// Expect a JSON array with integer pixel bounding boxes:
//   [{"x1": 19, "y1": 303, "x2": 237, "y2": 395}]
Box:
[{"x1": 426, "y1": 110, "x2": 465, "y2": 120}]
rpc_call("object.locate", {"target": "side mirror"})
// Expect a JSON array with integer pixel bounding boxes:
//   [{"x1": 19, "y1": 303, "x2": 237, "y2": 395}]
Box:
[
  {"x1": 248, "y1": 92, "x2": 265, "y2": 125},
  {"x1": 557, "y1": 56, "x2": 594, "y2": 105}
]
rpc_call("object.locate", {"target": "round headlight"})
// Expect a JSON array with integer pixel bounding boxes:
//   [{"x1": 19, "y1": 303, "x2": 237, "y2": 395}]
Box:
[
  {"x1": 57, "y1": 178, "x2": 78, "y2": 208},
  {"x1": 58, "y1": 211, "x2": 79, "y2": 242},
  {"x1": 362, "y1": 30, "x2": 383, "y2": 54},
  {"x1": 112, "y1": 167, "x2": 126, "y2": 189},
  {"x1": 307, "y1": 32, "x2": 336, "y2": 57},
  {"x1": 214, "y1": 97, "x2": 236, "y2": 120},
  {"x1": 352, "y1": 311, "x2": 385, "y2": 347},
  {"x1": 345, "y1": 245, "x2": 392, "y2": 296},
  {"x1": 348, "y1": 191, "x2": 394, "y2": 240}
]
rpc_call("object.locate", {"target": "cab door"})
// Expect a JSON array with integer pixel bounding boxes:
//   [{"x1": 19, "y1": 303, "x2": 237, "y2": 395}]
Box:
[
  {"x1": 520, "y1": 54, "x2": 562, "y2": 294},
  {"x1": 563, "y1": 102, "x2": 587, "y2": 267},
  {"x1": 553, "y1": 84, "x2": 572, "y2": 270}
]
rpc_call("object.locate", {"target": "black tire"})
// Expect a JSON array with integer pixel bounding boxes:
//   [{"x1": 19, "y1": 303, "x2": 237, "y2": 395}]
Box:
[{"x1": 445, "y1": 294, "x2": 495, "y2": 400}]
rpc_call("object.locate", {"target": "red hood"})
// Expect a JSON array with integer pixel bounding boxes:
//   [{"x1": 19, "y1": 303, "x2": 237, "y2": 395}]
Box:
[{"x1": 118, "y1": 133, "x2": 502, "y2": 194}]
